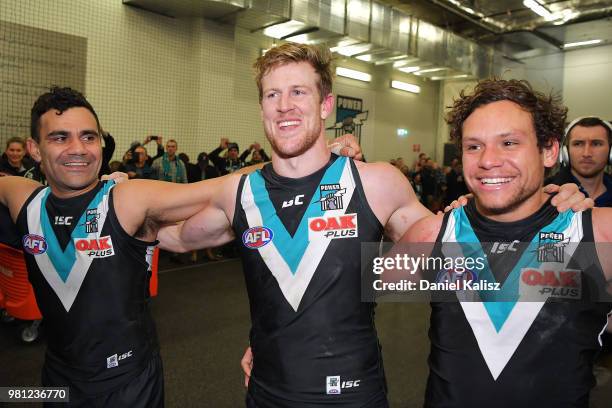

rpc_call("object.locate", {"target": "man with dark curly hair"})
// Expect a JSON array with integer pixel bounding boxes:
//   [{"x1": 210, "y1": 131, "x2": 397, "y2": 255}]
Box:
[{"x1": 402, "y1": 78, "x2": 612, "y2": 407}]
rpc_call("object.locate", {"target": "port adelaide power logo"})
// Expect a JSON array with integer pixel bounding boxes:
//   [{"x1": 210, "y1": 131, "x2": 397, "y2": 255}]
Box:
[{"x1": 318, "y1": 184, "x2": 346, "y2": 211}]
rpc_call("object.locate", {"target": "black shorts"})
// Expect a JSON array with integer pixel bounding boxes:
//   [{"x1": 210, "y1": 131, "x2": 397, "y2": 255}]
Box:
[
  {"x1": 245, "y1": 389, "x2": 389, "y2": 408},
  {"x1": 43, "y1": 354, "x2": 164, "y2": 408}
]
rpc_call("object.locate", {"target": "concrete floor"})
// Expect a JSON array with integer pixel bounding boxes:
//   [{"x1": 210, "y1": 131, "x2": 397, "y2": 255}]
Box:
[{"x1": 0, "y1": 257, "x2": 610, "y2": 407}]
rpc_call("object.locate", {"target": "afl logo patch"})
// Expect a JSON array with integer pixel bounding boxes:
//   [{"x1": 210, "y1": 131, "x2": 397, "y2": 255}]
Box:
[
  {"x1": 242, "y1": 226, "x2": 273, "y2": 249},
  {"x1": 436, "y1": 268, "x2": 478, "y2": 284},
  {"x1": 22, "y1": 234, "x2": 48, "y2": 255}
]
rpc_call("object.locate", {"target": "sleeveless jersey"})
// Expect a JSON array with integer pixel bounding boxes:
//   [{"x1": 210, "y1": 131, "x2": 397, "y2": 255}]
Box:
[
  {"x1": 16, "y1": 181, "x2": 159, "y2": 396},
  {"x1": 426, "y1": 200, "x2": 612, "y2": 408},
  {"x1": 233, "y1": 155, "x2": 387, "y2": 407}
]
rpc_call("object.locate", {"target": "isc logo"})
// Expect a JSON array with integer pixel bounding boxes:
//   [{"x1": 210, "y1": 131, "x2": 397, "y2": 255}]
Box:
[
  {"x1": 326, "y1": 375, "x2": 361, "y2": 395},
  {"x1": 242, "y1": 226, "x2": 274, "y2": 249},
  {"x1": 74, "y1": 236, "x2": 114, "y2": 258},
  {"x1": 106, "y1": 350, "x2": 133, "y2": 368},
  {"x1": 308, "y1": 213, "x2": 358, "y2": 241},
  {"x1": 22, "y1": 234, "x2": 48, "y2": 255}
]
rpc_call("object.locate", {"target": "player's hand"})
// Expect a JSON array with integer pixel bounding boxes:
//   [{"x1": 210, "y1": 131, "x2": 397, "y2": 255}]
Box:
[
  {"x1": 101, "y1": 172, "x2": 129, "y2": 183},
  {"x1": 329, "y1": 134, "x2": 363, "y2": 160},
  {"x1": 241, "y1": 346, "x2": 253, "y2": 388},
  {"x1": 443, "y1": 193, "x2": 473, "y2": 213},
  {"x1": 544, "y1": 183, "x2": 594, "y2": 212}
]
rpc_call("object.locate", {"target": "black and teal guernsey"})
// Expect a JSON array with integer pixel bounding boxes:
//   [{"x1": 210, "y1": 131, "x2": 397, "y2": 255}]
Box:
[
  {"x1": 233, "y1": 155, "x2": 388, "y2": 407},
  {"x1": 426, "y1": 200, "x2": 612, "y2": 408},
  {"x1": 16, "y1": 181, "x2": 159, "y2": 396}
]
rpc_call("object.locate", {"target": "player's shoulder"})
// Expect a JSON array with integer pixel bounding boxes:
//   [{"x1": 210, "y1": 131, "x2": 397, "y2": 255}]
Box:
[
  {"x1": 592, "y1": 207, "x2": 612, "y2": 242},
  {"x1": 401, "y1": 213, "x2": 444, "y2": 243},
  {"x1": 354, "y1": 160, "x2": 405, "y2": 185},
  {"x1": 0, "y1": 176, "x2": 41, "y2": 198},
  {"x1": 0, "y1": 176, "x2": 42, "y2": 219},
  {"x1": 353, "y1": 159, "x2": 397, "y2": 172}
]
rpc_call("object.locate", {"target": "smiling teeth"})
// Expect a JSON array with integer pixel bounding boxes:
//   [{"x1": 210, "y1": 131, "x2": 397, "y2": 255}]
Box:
[
  {"x1": 481, "y1": 177, "x2": 512, "y2": 185},
  {"x1": 279, "y1": 120, "x2": 299, "y2": 127},
  {"x1": 65, "y1": 162, "x2": 88, "y2": 166}
]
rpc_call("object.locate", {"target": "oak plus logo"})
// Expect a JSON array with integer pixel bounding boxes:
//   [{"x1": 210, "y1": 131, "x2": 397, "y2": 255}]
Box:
[
  {"x1": 308, "y1": 213, "x2": 358, "y2": 241},
  {"x1": 519, "y1": 268, "x2": 581, "y2": 300},
  {"x1": 74, "y1": 236, "x2": 114, "y2": 258}
]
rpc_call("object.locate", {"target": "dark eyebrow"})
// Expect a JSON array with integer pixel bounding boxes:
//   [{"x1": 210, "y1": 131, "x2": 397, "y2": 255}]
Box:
[
  {"x1": 47, "y1": 129, "x2": 99, "y2": 138},
  {"x1": 80, "y1": 129, "x2": 100, "y2": 137},
  {"x1": 47, "y1": 130, "x2": 69, "y2": 137}
]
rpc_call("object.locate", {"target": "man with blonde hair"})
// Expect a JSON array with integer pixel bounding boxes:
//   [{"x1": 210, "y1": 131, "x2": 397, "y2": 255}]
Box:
[{"x1": 159, "y1": 44, "x2": 587, "y2": 407}]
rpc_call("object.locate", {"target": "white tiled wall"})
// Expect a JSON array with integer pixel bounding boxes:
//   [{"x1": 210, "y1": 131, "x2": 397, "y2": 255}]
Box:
[{"x1": 0, "y1": 0, "x2": 442, "y2": 164}]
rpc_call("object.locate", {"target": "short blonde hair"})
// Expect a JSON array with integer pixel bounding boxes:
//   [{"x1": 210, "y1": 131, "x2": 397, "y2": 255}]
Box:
[{"x1": 254, "y1": 43, "x2": 334, "y2": 102}]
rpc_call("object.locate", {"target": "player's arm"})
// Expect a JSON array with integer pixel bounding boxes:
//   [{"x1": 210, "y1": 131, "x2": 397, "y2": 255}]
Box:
[
  {"x1": 378, "y1": 213, "x2": 443, "y2": 284},
  {"x1": 157, "y1": 201, "x2": 236, "y2": 252},
  {"x1": 0, "y1": 176, "x2": 41, "y2": 221},
  {"x1": 113, "y1": 173, "x2": 241, "y2": 242},
  {"x1": 357, "y1": 161, "x2": 432, "y2": 242}
]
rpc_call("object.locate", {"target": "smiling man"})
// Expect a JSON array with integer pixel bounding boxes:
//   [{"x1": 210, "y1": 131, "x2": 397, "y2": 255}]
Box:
[
  {"x1": 402, "y1": 79, "x2": 612, "y2": 408},
  {"x1": 158, "y1": 44, "x2": 590, "y2": 407},
  {"x1": 160, "y1": 42, "x2": 429, "y2": 407},
  {"x1": 0, "y1": 87, "x2": 250, "y2": 407}
]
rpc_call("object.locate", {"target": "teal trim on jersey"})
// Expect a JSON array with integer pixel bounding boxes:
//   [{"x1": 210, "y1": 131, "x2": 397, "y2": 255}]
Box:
[
  {"x1": 39, "y1": 182, "x2": 114, "y2": 282},
  {"x1": 452, "y1": 206, "x2": 575, "y2": 331},
  {"x1": 249, "y1": 157, "x2": 346, "y2": 274}
]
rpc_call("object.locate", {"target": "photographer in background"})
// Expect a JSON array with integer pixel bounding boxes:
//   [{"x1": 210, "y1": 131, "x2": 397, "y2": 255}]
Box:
[
  {"x1": 143, "y1": 135, "x2": 164, "y2": 165},
  {"x1": 240, "y1": 142, "x2": 269, "y2": 166},
  {"x1": 124, "y1": 145, "x2": 154, "y2": 179},
  {"x1": 209, "y1": 138, "x2": 244, "y2": 174}
]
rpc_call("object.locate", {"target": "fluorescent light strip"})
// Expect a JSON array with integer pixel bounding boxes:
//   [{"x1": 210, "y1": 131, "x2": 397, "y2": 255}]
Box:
[
  {"x1": 336, "y1": 67, "x2": 371, "y2": 82},
  {"x1": 523, "y1": 0, "x2": 554, "y2": 21},
  {"x1": 331, "y1": 43, "x2": 372, "y2": 57},
  {"x1": 563, "y1": 39, "x2": 602, "y2": 48},
  {"x1": 415, "y1": 67, "x2": 445, "y2": 75},
  {"x1": 398, "y1": 66, "x2": 420, "y2": 73},
  {"x1": 391, "y1": 80, "x2": 420, "y2": 94},
  {"x1": 262, "y1": 20, "x2": 308, "y2": 39}
]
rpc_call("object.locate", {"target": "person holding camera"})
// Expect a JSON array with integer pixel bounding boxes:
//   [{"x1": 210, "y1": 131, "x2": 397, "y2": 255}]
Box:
[
  {"x1": 240, "y1": 142, "x2": 270, "y2": 166},
  {"x1": 209, "y1": 138, "x2": 245, "y2": 175},
  {"x1": 124, "y1": 145, "x2": 154, "y2": 179}
]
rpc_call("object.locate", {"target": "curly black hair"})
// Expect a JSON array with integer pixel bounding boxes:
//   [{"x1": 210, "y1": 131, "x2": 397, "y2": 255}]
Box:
[
  {"x1": 30, "y1": 86, "x2": 100, "y2": 142},
  {"x1": 446, "y1": 78, "x2": 567, "y2": 150}
]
